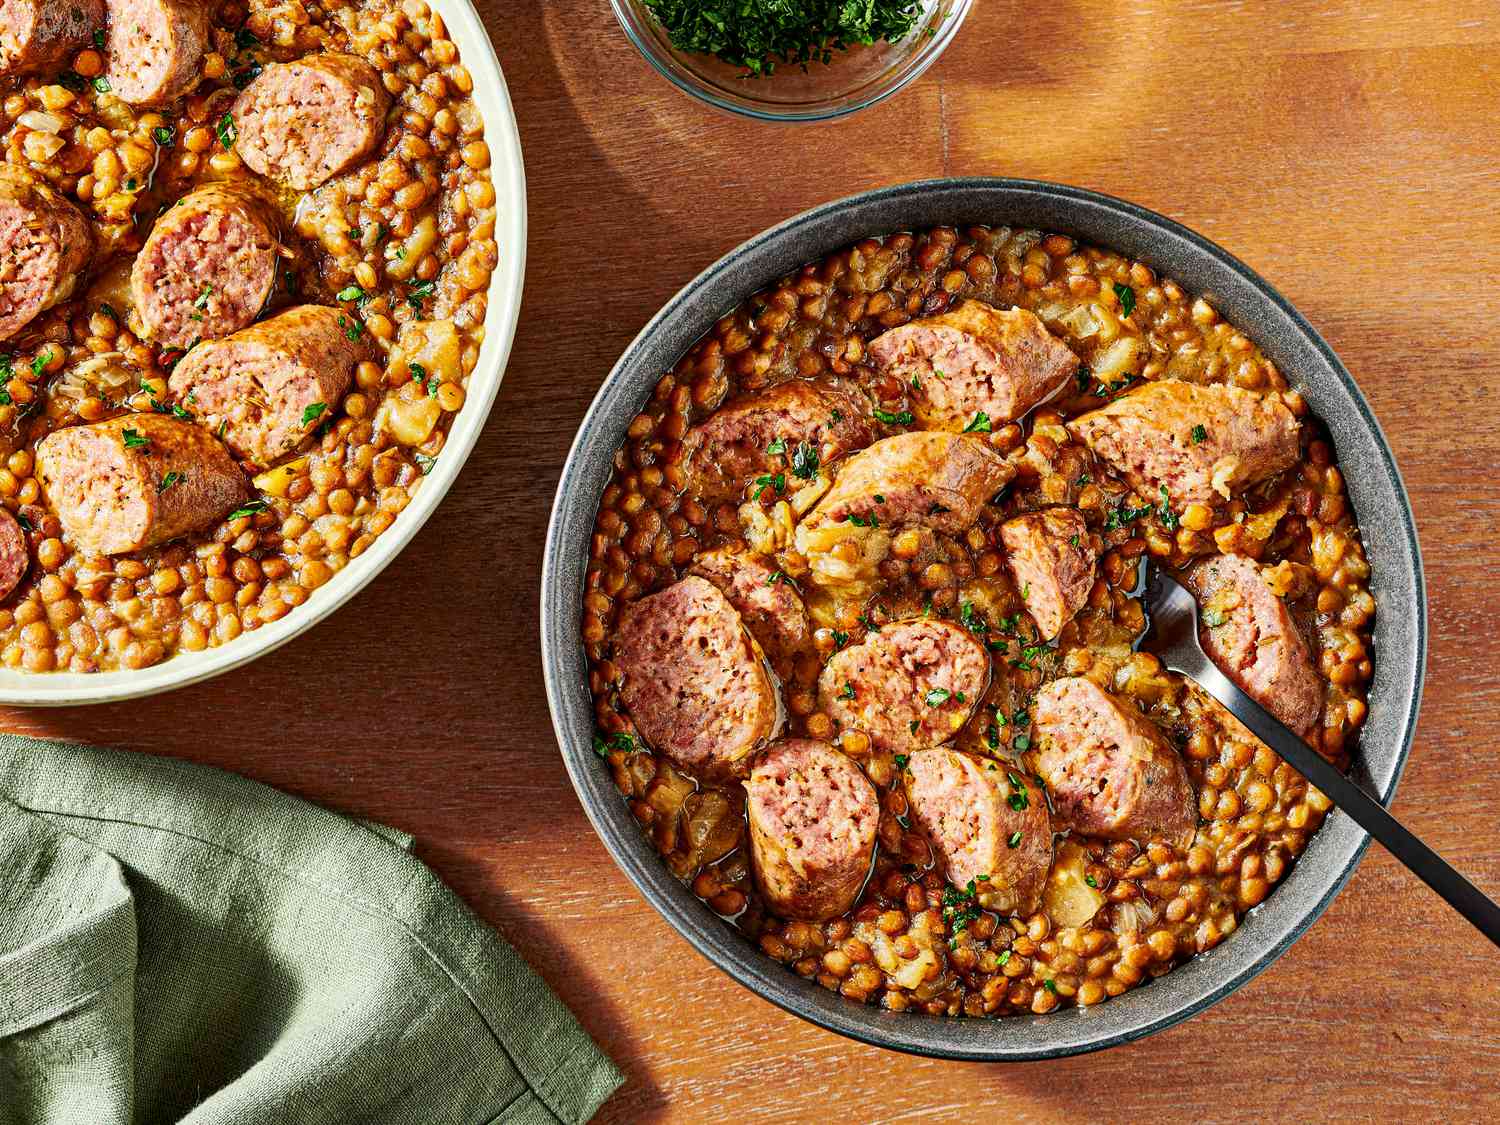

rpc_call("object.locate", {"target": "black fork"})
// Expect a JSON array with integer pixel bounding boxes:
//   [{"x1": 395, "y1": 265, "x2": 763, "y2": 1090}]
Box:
[{"x1": 1136, "y1": 559, "x2": 1500, "y2": 948}]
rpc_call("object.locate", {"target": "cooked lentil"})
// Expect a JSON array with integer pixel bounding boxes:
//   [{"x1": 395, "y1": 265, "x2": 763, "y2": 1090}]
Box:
[
  {"x1": 0, "y1": 0, "x2": 497, "y2": 673},
  {"x1": 585, "y1": 226, "x2": 1375, "y2": 1017}
]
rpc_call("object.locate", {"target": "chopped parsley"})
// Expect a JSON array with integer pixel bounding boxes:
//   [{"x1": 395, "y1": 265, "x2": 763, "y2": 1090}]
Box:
[
  {"x1": 831, "y1": 629, "x2": 849, "y2": 649},
  {"x1": 751, "y1": 472, "x2": 785, "y2": 500},
  {"x1": 959, "y1": 600, "x2": 988, "y2": 635},
  {"x1": 924, "y1": 687, "x2": 951, "y2": 707},
  {"x1": 1113, "y1": 282, "x2": 1136, "y2": 317},
  {"x1": 765, "y1": 570, "x2": 786, "y2": 586},
  {"x1": 407, "y1": 278, "x2": 437, "y2": 310},
  {"x1": 829, "y1": 408, "x2": 844, "y2": 424},
  {"x1": 1084, "y1": 874, "x2": 1098, "y2": 888},
  {"x1": 91, "y1": 76, "x2": 111, "y2": 93},
  {"x1": 408, "y1": 362, "x2": 427, "y2": 383},
  {"x1": 872, "y1": 407, "x2": 913, "y2": 426},
  {"x1": 893, "y1": 754, "x2": 909, "y2": 771},
  {"x1": 962, "y1": 411, "x2": 992, "y2": 434},
  {"x1": 336, "y1": 284, "x2": 366, "y2": 303},
  {"x1": 997, "y1": 949, "x2": 1012, "y2": 967},
  {"x1": 941, "y1": 881, "x2": 982, "y2": 932},
  {"x1": 766, "y1": 436, "x2": 787, "y2": 456},
  {"x1": 337, "y1": 315, "x2": 364, "y2": 341},
  {"x1": 591, "y1": 731, "x2": 638, "y2": 757},
  {"x1": 157, "y1": 470, "x2": 184, "y2": 493},
  {"x1": 226, "y1": 499, "x2": 269, "y2": 521},
  {"x1": 121, "y1": 428, "x2": 149, "y2": 450},
  {"x1": 215, "y1": 112, "x2": 237, "y2": 149},
  {"x1": 301, "y1": 402, "x2": 328, "y2": 426},
  {"x1": 1157, "y1": 485, "x2": 1180, "y2": 531},
  {"x1": 57, "y1": 70, "x2": 87, "y2": 93},
  {"x1": 844, "y1": 512, "x2": 878, "y2": 528},
  {"x1": 30, "y1": 349, "x2": 53, "y2": 378},
  {"x1": 1190, "y1": 423, "x2": 1208, "y2": 444},
  {"x1": 1042, "y1": 978, "x2": 1058, "y2": 994},
  {"x1": 1007, "y1": 830, "x2": 1023, "y2": 849},
  {"x1": 1006, "y1": 772, "x2": 1029, "y2": 811},
  {"x1": 413, "y1": 452, "x2": 437, "y2": 475},
  {"x1": 152, "y1": 124, "x2": 176, "y2": 148},
  {"x1": 838, "y1": 682, "x2": 856, "y2": 700},
  {"x1": 93, "y1": 29, "x2": 105, "y2": 49},
  {"x1": 789, "y1": 441, "x2": 819, "y2": 479},
  {"x1": 1104, "y1": 500, "x2": 1155, "y2": 531},
  {"x1": 639, "y1": 0, "x2": 925, "y2": 76}
]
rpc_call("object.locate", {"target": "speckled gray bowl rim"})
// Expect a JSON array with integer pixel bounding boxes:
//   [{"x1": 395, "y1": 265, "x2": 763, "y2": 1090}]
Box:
[{"x1": 541, "y1": 178, "x2": 1427, "y2": 1060}]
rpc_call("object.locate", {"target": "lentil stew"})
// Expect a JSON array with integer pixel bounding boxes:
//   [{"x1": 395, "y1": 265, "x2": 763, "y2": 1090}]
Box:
[
  {"x1": 0, "y1": 0, "x2": 500, "y2": 675},
  {"x1": 584, "y1": 225, "x2": 1376, "y2": 1019}
]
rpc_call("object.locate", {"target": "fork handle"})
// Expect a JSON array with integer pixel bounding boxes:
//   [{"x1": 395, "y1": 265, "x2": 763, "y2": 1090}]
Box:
[{"x1": 1188, "y1": 662, "x2": 1500, "y2": 948}]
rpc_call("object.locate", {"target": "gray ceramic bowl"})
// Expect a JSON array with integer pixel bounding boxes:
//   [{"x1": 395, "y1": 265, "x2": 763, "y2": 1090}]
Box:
[{"x1": 541, "y1": 179, "x2": 1426, "y2": 1059}]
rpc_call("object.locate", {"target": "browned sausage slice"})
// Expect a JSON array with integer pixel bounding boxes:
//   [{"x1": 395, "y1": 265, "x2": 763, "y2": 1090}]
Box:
[
  {"x1": 746, "y1": 739, "x2": 878, "y2": 922},
  {"x1": 869, "y1": 300, "x2": 1080, "y2": 430},
  {"x1": 818, "y1": 618, "x2": 989, "y2": 757},
  {"x1": 1001, "y1": 507, "x2": 1097, "y2": 641},
  {"x1": 904, "y1": 749, "x2": 1052, "y2": 916},
  {"x1": 801, "y1": 431, "x2": 1015, "y2": 537},
  {"x1": 1031, "y1": 677, "x2": 1196, "y2": 845},
  {"x1": 680, "y1": 378, "x2": 876, "y2": 505},
  {"x1": 1186, "y1": 553, "x2": 1322, "y2": 738},
  {"x1": 36, "y1": 414, "x2": 251, "y2": 556},
  {"x1": 0, "y1": 507, "x2": 29, "y2": 601},
  {"x1": 615, "y1": 575, "x2": 782, "y2": 779},
  {"x1": 103, "y1": 0, "x2": 209, "y2": 105},
  {"x1": 0, "y1": 167, "x2": 92, "y2": 341},
  {"x1": 168, "y1": 306, "x2": 364, "y2": 466},
  {"x1": 131, "y1": 184, "x2": 282, "y2": 349},
  {"x1": 0, "y1": 0, "x2": 104, "y2": 75},
  {"x1": 1069, "y1": 380, "x2": 1300, "y2": 504},
  {"x1": 688, "y1": 546, "x2": 810, "y2": 681},
  {"x1": 233, "y1": 54, "x2": 392, "y2": 191}
]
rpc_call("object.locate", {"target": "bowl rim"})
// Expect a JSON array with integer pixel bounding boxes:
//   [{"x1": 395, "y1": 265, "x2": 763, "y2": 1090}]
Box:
[
  {"x1": 0, "y1": 0, "x2": 528, "y2": 706},
  {"x1": 608, "y1": 0, "x2": 974, "y2": 123},
  {"x1": 541, "y1": 177, "x2": 1427, "y2": 1059}
]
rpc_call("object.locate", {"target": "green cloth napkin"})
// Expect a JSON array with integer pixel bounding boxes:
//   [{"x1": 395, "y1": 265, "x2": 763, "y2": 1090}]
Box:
[{"x1": 0, "y1": 735, "x2": 621, "y2": 1125}]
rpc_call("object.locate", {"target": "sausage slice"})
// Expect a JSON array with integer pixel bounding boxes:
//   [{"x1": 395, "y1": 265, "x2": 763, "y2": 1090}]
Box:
[
  {"x1": 1069, "y1": 380, "x2": 1300, "y2": 504},
  {"x1": 818, "y1": 618, "x2": 989, "y2": 757},
  {"x1": 1031, "y1": 677, "x2": 1196, "y2": 845},
  {"x1": 233, "y1": 54, "x2": 392, "y2": 191},
  {"x1": 689, "y1": 546, "x2": 810, "y2": 681},
  {"x1": 746, "y1": 739, "x2": 878, "y2": 922},
  {"x1": 800, "y1": 431, "x2": 1015, "y2": 537},
  {"x1": 0, "y1": 508, "x2": 29, "y2": 601},
  {"x1": 36, "y1": 414, "x2": 251, "y2": 556},
  {"x1": 168, "y1": 306, "x2": 364, "y2": 466},
  {"x1": 103, "y1": 0, "x2": 209, "y2": 105},
  {"x1": 615, "y1": 575, "x2": 782, "y2": 779},
  {"x1": 0, "y1": 0, "x2": 104, "y2": 75},
  {"x1": 0, "y1": 167, "x2": 92, "y2": 341},
  {"x1": 680, "y1": 378, "x2": 875, "y2": 505},
  {"x1": 870, "y1": 299, "x2": 1080, "y2": 430},
  {"x1": 1186, "y1": 553, "x2": 1322, "y2": 738},
  {"x1": 132, "y1": 184, "x2": 282, "y2": 349},
  {"x1": 904, "y1": 749, "x2": 1052, "y2": 916},
  {"x1": 1001, "y1": 507, "x2": 1096, "y2": 641}
]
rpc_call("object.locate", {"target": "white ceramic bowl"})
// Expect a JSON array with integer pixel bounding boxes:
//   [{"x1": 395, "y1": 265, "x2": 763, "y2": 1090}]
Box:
[{"x1": 0, "y1": 1, "x2": 527, "y2": 706}]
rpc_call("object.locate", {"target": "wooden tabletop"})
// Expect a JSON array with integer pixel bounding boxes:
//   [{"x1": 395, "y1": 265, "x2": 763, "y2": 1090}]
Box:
[{"x1": 8, "y1": 1, "x2": 1499, "y2": 1119}]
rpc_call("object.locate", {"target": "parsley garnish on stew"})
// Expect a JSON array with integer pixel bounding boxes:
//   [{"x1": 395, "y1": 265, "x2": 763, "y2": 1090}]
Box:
[
  {"x1": 215, "y1": 112, "x2": 237, "y2": 149},
  {"x1": 1191, "y1": 423, "x2": 1208, "y2": 444},
  {"x1": 766, "y1": 436, "x2": 787, "y2": 456},
  {"x1": 301, "y1": 402, "x2": 328, "y2": 426},
  {"x1": 1113, "y1": 282, "x2": 1136, "y2": 317},
  {"x1": 158, "y1": 471, "x2": 184, "y2": 493},
  {"x1": 226, "y1": 499, "x2": 269, "y2": 521},
  {"x1": 872, "y1": 407, "x2": 913, "y2": 426},
  {"x1": 407, "y1": 279, "x2": 437, "y2": 310},
  {"x1": 152, "y1": 124, "x2": 176, "y2": 148},
  {"x1": 122, "y1": 428, "x2": 149, "y2": 450},
  {"x1": 962, "y1": 411, "x2": 992, "y2": 433},
  {"x1": 591, "y1": 731, "x2": 638, "y2": 757},
  {"x1": 924, "y1": 687, "x2": 951, "y2": 707},
  {"x1": 893, "y1": 754, "x2": 909, "y2": 771},
  {"x1": 789, "y1": 441, "x2": 819, "y2": 479}
]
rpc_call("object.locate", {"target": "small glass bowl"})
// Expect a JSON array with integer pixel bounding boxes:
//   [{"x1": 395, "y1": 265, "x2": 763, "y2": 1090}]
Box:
[{"x1": 610, "y1": 0, "x2": 973, "y2": 123}]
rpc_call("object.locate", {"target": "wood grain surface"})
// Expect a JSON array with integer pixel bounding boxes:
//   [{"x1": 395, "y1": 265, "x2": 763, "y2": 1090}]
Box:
[{"x1": 7, "y1": 1, "x2": 1499, "y2": 1120}]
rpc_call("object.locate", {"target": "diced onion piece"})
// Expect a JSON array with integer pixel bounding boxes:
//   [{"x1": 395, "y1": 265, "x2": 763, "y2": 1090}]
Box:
[
  {"x1": 391, "y1": 318, "x2": 461, "y2": 385},
  {"x1": 1043, "y1": 840, "x2": 1105, "y2": 928}
]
